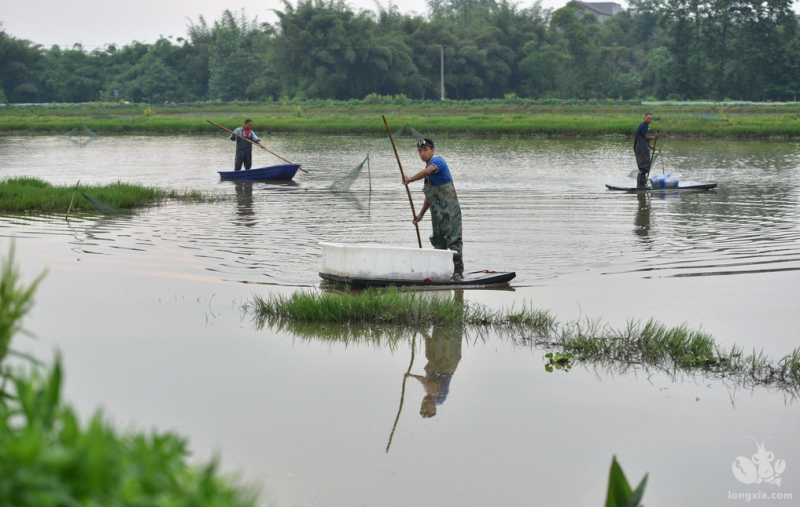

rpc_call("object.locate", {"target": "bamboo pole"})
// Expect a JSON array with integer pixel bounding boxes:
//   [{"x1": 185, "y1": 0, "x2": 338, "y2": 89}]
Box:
[
  {"x1": 65, "y1": 180, "x2": 80, "y2": 219},
  {"x1": 382, "y1": 115, "x2": 422, "y2": 248},
  {"x1": 646, "y1": 129, "x2": 660, "y2": 180},
  {"x1": 205, "y1": 119, "x2": 308, "y2": 173}
]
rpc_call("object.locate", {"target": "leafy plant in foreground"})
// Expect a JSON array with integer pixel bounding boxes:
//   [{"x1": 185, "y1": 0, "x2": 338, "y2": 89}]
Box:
[
  {"x1": 0, "y1": 244, "x2": 256, "y2": 507},
  {"x1": 605, "y1": 456, "x2": 648, "y2": 507}
]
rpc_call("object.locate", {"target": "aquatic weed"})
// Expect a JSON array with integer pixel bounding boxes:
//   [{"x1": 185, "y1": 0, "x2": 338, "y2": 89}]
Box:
[{"x1": 250, "y1": 288, "x2": 800, "y2": 391}]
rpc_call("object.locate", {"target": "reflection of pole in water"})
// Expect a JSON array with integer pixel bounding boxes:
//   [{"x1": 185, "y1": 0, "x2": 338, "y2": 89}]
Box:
[
  {"x1": 367, "y1": 152, "x2": 372, "y2": 192},
  {"x1": 367, "y1": 152, "x2": 372, "y2": 215},
  {"x1": 386, "y1": 336, "x2": 416, "y2": 453}
]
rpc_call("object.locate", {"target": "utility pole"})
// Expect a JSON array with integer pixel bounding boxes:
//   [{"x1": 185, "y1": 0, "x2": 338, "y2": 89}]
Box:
[{"x1": 440, "y1": 45, "x2": 445, "y2": 101}]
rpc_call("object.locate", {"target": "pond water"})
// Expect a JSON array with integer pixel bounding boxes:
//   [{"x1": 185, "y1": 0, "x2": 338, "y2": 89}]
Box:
[{"x1": 1, "y1": 133, "x2": 799, "y2": 506}]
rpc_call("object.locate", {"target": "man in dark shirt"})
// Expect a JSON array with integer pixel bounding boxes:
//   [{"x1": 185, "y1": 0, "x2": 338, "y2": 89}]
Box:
[{"x1": 634, "y1": 113, "x2": 660, "y2": 188}]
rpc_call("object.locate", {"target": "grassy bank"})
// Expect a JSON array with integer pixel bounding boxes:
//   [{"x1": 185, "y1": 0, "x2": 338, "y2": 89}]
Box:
[
  {"x1": 0, "y1": 176, "x2": 216, "y2": 213},
  {"x1": 251, "y1": 288, "x2": 800, "y2": 391},
  {"x1": 2, "y1": 102, "x2": 800, "y2": 137}
]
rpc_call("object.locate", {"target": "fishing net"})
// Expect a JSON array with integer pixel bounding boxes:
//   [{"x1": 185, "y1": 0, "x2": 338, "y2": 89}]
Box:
[
  {"x1": 80, "y1": 193, "x2": 132, "y2": 215},
  {"x1": 59, "y1": 123, "x2": 99, "y2": 141},
  {"x1": 328, "y1": 123, "x2": 425, "y2": 193},
  {"x1": 380, "y1": 123, "x2": 426, "y2": 146},
  {"x1": 330, "y1": 155, "x2": 369, "y2": 191}
]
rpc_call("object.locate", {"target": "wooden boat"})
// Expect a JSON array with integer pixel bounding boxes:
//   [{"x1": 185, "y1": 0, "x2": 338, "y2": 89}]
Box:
[
  {"x1": 606, "y1": 181, "x2": 717, "y2": 191},
  {"x1": 318, "y1": 242, "x2": 515, "y2": 288},
  {"x1": 218, "y1": 163, "x2": 301, "y2": 181}
]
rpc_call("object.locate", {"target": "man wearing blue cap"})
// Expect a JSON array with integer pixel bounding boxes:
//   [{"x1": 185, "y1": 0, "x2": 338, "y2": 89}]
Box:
[{"x1": 402, "y1": 138, "x2": 464, "y2": 280}]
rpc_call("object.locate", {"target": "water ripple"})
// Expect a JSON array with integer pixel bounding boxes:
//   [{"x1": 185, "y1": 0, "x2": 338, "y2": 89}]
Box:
[{"x1": 2, "y1": 136, "x2": 800, "y2": 285}]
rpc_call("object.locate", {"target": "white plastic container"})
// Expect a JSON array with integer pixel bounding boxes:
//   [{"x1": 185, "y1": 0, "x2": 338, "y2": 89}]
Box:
[
  {"x1": 649, "y1": 173, "x2": 682, "y2": 188},
  {"x1": 320, "y1": 242, "x2": 455, "y2": 281}
]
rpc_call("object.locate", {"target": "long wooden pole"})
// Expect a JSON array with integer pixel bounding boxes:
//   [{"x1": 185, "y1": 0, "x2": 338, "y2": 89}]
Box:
[
  {"x1": 382, "y1": 115, "x2": 422, "y2": 248},
  {"x1": 646, "y1": 129, "x2": 660, "y2": 179},
  {"x1": 205, "y1": 119, "x2": 308, "y2": 173}
]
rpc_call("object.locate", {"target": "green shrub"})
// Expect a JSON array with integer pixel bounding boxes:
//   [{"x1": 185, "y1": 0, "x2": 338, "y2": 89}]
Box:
[{"x1": 0, "y1": 245, "x2": 256, "y2": 507}]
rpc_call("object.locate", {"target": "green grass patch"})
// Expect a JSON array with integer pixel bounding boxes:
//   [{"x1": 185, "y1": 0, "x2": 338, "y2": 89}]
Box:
[
  {"x1": 252, "y1": 287, "x2": 555, "y2": 329},
  {"x1": 4, "y1": 102, "x2": 800, "y2": 137},
  {"x1": 0, "y1": 176, "x2": 217, "y2": 213},
  {"x1": 251, "y1": 288, "x2": 800, "y2": 391}
]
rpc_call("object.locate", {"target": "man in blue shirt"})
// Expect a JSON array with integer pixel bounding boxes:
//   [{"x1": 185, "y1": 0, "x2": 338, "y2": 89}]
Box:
[
  {"x1": 634, "y1": 113, "x2": 660, "y2": 188},
  {"x1": 230, "y1": 119, "x2": 265, "y2": 171},
  {"x1": 402, "y1": 138, "x2": 464, "y2": 280}
]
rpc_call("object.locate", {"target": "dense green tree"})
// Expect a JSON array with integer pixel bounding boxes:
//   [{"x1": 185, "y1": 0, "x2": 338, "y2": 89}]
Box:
[
  {"x1": 1, "y1": 1, "x2": 799, "y2": 103},
  {"x1": 0, "y1": 29, "x2": 43, "y2": 102}
]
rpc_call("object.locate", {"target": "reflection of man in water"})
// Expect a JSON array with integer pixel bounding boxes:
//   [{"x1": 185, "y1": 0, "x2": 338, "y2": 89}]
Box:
[
  {"x1": 234, "y1": 181, "x2": 255, "y2": 227},
  {"x1": 406, "y1": 324, "x2": 463, "y2": 418},
  {"x1": 634, "y1": 192, "x2": 651, "y2": 239}
]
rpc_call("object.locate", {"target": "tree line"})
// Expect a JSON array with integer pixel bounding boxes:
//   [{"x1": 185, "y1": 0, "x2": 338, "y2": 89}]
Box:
[{"x1": 1, "y1": 0, "x2": 798, "y2": 104}]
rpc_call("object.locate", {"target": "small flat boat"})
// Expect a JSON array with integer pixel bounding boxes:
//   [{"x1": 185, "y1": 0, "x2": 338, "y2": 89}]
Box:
[
  {"x1": 606, "y1": 181, "x2": 717, "y2": 191},
  {"x1": 318, "y1": 242, "x2": 515, "y2": 288},
  {"x1": 218, "y1": 164, "x2": 301, "y2": 181},
  {"x1": 319, "y1": 270, "x2": 516, "y2": 288}
]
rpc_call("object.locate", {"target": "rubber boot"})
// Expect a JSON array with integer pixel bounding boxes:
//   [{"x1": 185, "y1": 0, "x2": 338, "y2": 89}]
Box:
[
  {"x1": 637, "y1": 170, "x2": 648, "y2": 189},
  {"x1": 452, "y1": 258, "x2": 464, "y2": 281}
]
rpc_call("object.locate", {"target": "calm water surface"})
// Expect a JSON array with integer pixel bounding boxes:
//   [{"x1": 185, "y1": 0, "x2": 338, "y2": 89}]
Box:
[{"x1": 1, "y1": 134, "x2": 799, "y2": 506}]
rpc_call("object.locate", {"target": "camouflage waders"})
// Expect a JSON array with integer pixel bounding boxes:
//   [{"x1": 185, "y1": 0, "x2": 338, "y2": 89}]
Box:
[
  {"x1": 423, "y1": 179, "x2": 463, "y2": 275},
  {"x1": 634, "y1": 134, "x2": 651, "y2": 188}
]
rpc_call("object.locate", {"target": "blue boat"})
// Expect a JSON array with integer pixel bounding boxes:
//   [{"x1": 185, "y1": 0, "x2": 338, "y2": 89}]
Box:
[{"x1": 218, "y1": 164, "x2": 301, "y2": 181}]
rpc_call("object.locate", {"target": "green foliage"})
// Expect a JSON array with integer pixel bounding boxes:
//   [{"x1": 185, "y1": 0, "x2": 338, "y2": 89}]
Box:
[
  {"x1": 0, "y1": 362, "x2": 257, "y2": 507},
  {"x1": 0, "y1": 243, "x2": 45, "y2": 366},
  {"x1": 0, "y1": 245, "x2": 256, "y2": 506},
  {"x1": 545, "y1": 352, "x2": 572, "y2": 372},
  {"x1": 605, "y1": 456, "x2": 647, "y2": 507},
  {"x1": 1, "y1": 2, "x2": 800, "y2": 102}
]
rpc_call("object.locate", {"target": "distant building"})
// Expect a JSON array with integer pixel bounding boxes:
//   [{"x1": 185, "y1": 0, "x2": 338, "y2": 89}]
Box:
[{"x1": 575, "y1": 2, "x2": 621, "y2": 22}]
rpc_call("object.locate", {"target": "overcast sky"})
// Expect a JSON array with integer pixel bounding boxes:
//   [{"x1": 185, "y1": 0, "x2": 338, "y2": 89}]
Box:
[{"x1": 4, "y1": 0, "x2": 580, "y2": 49}]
